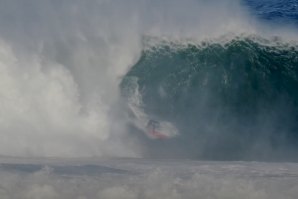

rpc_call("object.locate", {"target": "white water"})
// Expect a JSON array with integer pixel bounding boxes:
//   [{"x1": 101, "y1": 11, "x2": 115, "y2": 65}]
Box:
[{"x1": 0, "y1": 157, "x2": 298, "y2": 199}]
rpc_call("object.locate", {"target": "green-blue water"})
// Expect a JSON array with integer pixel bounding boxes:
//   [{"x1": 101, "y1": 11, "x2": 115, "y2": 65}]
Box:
[{"x1": 121, "y1": 37, "x2": 298, "y2": 160}]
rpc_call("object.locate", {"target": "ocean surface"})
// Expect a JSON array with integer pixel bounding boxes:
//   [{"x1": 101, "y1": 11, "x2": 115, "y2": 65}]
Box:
[
  {"x1": 0, "y1": 0, "x2": 297, "y2": 198},
  {"x1": 0, "y1": 157, "x2": 298, "y2": 199}
]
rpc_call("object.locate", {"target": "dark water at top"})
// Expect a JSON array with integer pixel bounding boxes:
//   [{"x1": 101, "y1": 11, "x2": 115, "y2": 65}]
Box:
[{"x1": 245, "y1": 0, "x2": 298, "y2": 24}]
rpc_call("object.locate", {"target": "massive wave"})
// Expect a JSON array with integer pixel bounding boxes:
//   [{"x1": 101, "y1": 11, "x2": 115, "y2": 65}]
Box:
[{"x1": 0, "y1": 0, "x2": 296, "y2": 161}]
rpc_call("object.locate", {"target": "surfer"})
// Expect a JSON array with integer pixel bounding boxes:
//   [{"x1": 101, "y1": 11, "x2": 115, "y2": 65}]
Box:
[{"x1": 146, "y1": 119, "x2": 167, "y2": 139}]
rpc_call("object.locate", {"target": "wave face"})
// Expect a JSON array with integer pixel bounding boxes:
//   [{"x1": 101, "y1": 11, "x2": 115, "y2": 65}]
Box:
[{"x1": 121, "y1": 37, "x2": 298, "y2": 160}]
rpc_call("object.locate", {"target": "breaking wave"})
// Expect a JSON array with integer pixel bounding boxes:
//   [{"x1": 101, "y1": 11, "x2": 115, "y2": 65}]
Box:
[{"x1": 0, "y1": 0, "x2": 297, "y2": 160}]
